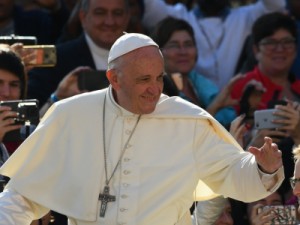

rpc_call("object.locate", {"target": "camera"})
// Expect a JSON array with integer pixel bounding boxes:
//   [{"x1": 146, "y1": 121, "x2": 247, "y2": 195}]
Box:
[
  {"x1": 0, "y1": 34, "x2": 37, "y2": 45},
  {"x1": 0, "y1": 99, "x2": 39, "y2": 141},
  {"x1": 258, "y1": 205, "x2": 296, "y2": 224},
  {"x1": 23, "y1": 45, "x2": 57, "y2": 67},
  {"x1": 254, "y1": 109, "x2": 286, "y2": 130},
  {"x1": 0, "y1": 99, "x2": 39, "y2": 125}
]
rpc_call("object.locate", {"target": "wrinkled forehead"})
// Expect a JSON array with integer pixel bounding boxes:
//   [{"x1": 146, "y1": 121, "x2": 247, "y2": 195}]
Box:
[{"x1": 122, "y1": 46, "x2": 163, "y2": 67}]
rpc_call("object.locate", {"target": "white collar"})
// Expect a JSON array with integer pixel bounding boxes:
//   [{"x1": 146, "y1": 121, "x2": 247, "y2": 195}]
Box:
[{"x1": 84, "y1": 32, "x2": 109, "y2": 70}]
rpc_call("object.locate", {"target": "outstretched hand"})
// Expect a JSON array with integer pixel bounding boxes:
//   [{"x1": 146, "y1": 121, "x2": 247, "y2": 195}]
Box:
[{"x1": 248, "y1": 137, "x2": 282, "y2": 174}]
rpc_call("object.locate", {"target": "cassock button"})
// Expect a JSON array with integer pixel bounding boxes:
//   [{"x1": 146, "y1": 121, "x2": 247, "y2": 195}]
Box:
[
  {"x1": 123, "y1": 170, "x2": 131, "y2": 175},
  {"x1": 125, "y1": 130, "x2": 131, "y2": 135},
  {"x1": 121, "y1": 194, "x2": 128, "y2": 199},
  {"x1": 124, "y1": 158, "x2": 130, "y2": 162}
]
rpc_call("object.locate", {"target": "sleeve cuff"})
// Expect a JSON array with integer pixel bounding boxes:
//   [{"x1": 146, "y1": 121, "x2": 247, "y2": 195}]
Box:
[{"x1": 258, "y1": 166, "x2": 285, "y2": 192}]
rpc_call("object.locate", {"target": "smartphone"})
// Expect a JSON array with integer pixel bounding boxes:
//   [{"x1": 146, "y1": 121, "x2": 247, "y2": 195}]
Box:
[
  {"x1": 23, "y1": 45, "x2": 56, "y2": 67},
  {"x1": 77, "y1": 70, "x2": 109, "y2": 91},
  {"x1": 0, "y1": 34, "x2": 37, "y2": 45},
  {"x1": 267, "y1": 99, "x2": 288, "y2": 109},
  {"x1": 258, "y1": 205, "x2": 296, "y2": 225},
  {"x1": 0, "y1": 99, "x2": 39, "y2": 141},
  {"x1": 254, "y1": 109, "x2": 286, "y2": 130}
]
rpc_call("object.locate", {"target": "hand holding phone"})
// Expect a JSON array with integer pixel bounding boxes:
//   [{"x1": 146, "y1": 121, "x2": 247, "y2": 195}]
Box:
[
  {"x1": 254, "y1": 109, "x2": 286, "y2": 130},
  {"x1": 77, "y1": 70, "x2": 109, "y2": 91},
  {"x1": 258, "y1": 205, "x2": 296, "y2": 225},
  {"x1": 22, "y1": 45, "x2": 56, "y2": 67},
  {"x1": 0, "y1": 105, "x2": 21, "y2": 142},
  {"x1": 0, "y1": 99, "x2": 39, "y2": 141}
]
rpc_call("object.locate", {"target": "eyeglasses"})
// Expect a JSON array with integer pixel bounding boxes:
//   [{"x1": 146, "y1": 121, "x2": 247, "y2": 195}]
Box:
[
  {"x1": 163, "y1": 42, "x2": 195, "y2": 52},
  {"x1": 259, "y1": 38, "x2": 296, "y2": 52},
  {"x1": 290, "y1": 177, "x2": 300, "y2": 189}
]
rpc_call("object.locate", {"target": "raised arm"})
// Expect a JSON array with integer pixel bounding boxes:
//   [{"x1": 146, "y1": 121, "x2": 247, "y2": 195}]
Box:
[
  {"x1": 142, "y1": 0, "x2": 191, "y2": 30},
  {"x1": 261, "y1": 0, "x2": 286, "y2": 11}
]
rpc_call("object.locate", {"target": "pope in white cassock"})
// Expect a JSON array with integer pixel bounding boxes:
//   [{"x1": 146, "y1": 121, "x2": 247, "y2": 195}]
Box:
[{"x1": 0, "y1": 33, "x2": 284, "y2": 225}]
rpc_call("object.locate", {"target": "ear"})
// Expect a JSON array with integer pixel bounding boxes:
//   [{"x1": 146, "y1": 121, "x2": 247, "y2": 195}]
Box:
[
  {"x1": 106, "y1": 69, "x2": 120, "y2": 90},
  {"x1": 79, "y1": 9, "x2": 86, "y2": 27},
  {"x1": 252, "y1": 44, "x2": 260, "y2": 61}
]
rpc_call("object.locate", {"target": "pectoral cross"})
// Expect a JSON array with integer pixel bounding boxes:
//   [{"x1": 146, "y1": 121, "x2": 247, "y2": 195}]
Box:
[{"x1": 99, "y1": 185, "x2": 116, "y2": 217}]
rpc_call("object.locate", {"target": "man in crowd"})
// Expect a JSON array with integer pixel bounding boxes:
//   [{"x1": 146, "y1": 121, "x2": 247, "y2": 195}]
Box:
[{"x1": 27, "y1": 0, "x2": 130, "y2": 106}]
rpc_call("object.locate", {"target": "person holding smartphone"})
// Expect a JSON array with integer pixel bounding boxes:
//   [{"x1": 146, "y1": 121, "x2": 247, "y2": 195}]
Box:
[
  {"x1": 0, "y1": 45, "x2": 53, "y2": 225},
  {"x1": 246, "y1": 187, "x2": 288, "y2": 225},
  {"x1": 230, "y1": 12, "x2": 300, "y2": 195},
  {"x1": 0, "y1": 45, "x2": 27, "y2": 155}
]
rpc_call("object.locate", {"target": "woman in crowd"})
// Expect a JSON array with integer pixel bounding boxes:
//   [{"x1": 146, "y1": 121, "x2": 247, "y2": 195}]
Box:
[
  {"x1": 0, "y1": 45, "x2": 27, "y2": 155},
  {"x1": 151, "y1": 16, "x2": 240, "y2": 128},
  {"x1": 229, "y1": 13, "x2": 300, "y2": 223},
  {"x1": 231, "y1": 12, "x2": 300, "y2": 111}
]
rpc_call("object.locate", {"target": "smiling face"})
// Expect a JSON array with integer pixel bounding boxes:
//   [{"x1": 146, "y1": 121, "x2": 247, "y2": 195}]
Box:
[
  {"x1": 107, "y1": 46, "x2": 164, "y2": 114},
  {"x1": 80, "y1": 0, "x2": 130, "y2": 49},
  {"x1": 0, "y1": 69, "x2": 21, "y2": 101},
  {"x1": 255, "y1": 29, "x2": 297, "y2": 77},
  {"x1": 162, "y1": 30, "x2": 197, "y2": 75}
]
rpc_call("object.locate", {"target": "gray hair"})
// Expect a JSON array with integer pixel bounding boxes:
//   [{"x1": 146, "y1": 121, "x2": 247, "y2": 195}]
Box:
[
  {"x1": 293, "y1": 145, "x2": 300, "y2": 160},
  {"x1": 80, "y1": 0, "x2": 130, "y2": 12}
]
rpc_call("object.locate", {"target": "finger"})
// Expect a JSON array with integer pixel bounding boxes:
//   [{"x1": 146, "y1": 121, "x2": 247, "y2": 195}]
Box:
[
  {"x1": 2, "y1": 124, "x2": 22, "y2": 133},
  {"x1": 0, "y1": 106, "x2": 12, "y2": 112},
  {"x1": 293, "y1": 101, "x2": 300, "y2": 111},
  {"x1": 1, "y1": 118, "x2": 20, "y2": 127},
  {"x1": 269, "y1": 129, "x2": 288, "y2": 137},
  {"x1": 231, "y1": 114, "x2": 245, "y2": 129},
  {"x1": 251, "y1": 203, "x2": 264, "y2": 217},
  {"x1": 264, "y1": 136, "x2": 273, "y2": 147},
  {"x1": 0, "y1": 111, "x2": 18, "y2": 121},
  {"x1": 248, "y1": 137, "x2": 272, "y2": 156}
]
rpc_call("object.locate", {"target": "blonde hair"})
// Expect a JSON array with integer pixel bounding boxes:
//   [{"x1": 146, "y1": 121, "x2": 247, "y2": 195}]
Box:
[{"x1": 293, "y1": 145, "x2": 300, "y2": 160}]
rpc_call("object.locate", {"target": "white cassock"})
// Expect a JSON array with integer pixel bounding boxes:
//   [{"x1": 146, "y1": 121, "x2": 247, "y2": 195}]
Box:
[{"x1": 0, "y1": 86, "x2": 283, "y2": 225}]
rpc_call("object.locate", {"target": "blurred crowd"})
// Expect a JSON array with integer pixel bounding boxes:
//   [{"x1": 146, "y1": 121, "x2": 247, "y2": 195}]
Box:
[{"x1": 0, "y1": 0, "x2": 299, "y2": 224}]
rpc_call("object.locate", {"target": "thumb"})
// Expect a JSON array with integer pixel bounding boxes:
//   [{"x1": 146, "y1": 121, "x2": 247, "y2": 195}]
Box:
[{"x1": 248, "y1": 146, "x2": 260, "y2": 156}]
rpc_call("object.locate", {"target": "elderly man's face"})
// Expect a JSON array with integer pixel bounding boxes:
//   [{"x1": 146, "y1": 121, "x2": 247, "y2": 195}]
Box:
[
  {"x1": 109, "y1": 46, "x2": 164, "y2": 114},
  {"x1": 80, "y1": 0, "x2": 130, "y2": 49}
]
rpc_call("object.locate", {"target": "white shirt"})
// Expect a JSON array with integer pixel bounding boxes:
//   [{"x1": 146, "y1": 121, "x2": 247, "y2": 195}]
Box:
[{"x1": 84, "y1": 32, "x2": 109, "y2": 71}]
